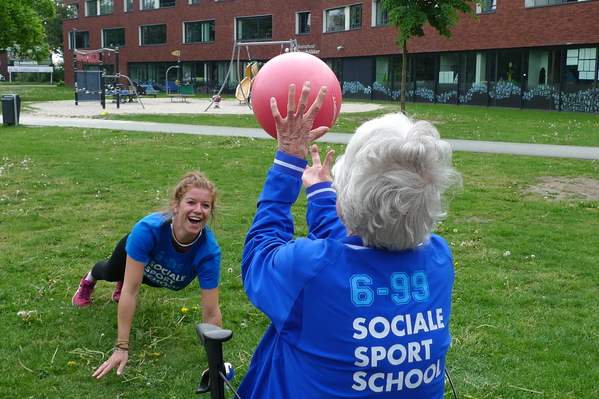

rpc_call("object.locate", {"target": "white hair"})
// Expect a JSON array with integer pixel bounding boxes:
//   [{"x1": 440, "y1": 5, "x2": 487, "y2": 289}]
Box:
[{"x1": 332, "y1": 113, "x2": 461, "y2": 250}]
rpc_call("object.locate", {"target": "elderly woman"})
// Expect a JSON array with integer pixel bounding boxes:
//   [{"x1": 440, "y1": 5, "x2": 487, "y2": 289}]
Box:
[{"x1": 239, "y1": 82, "x2": 461, "y2": 398}]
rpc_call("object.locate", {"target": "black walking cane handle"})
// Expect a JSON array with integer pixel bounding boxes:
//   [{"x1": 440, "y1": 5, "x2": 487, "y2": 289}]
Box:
[
  {"x1": 197, "y1": 323, "x2": 234, "y2": 345},
  {"x1": 196, "y1": 323, "x2": 233, "y2": 398}
]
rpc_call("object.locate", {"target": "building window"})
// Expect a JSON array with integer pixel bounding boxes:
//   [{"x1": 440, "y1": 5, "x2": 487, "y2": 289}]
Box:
[
  {"x1": 140, "y1": 24, "x2": 167, "y2": 46},
  {"x1": 325, "y1": 4, "x2": 362, "y2": 33},
  {"x1": 185, "y1": 20, "x2": 215, "y2": 43},
  {"x1": 296, "y1": 12, "x2": 311, "y2": 35},
  {"x1": 565, "y1": 48, "x2": 597, "y2": 82},
  {"x1": 236, "y1": 16, "x2": 272, "y2": 41},
  {"x1": 326, "y1": 7, "x2": 345, "y2": 32},
  {"x1": 70, "y1": 30, "x2": 90, "y2": 50},
  {"x1": 190, "y1": 0, "x2": 201, "y2": 4},
  {"x1": 103, "y1": 28, "x2": 125, "y2": 48},
  {"x1": 141, "y1": 0, "x2": 175, "y2": 10},
  {"x1": 125, "y1": 0, "x2": 133, "y2": 12},
  {"x1": 350, "y1": 4, "x2": 362, "y2": 29},
  {"x1": 439, "y1": 53, "x2": 459, "y2": 84},
  {"x1": 525, "y1": 0, "x2": 591, "y2": 7},
  {"x1": 372, "y1": 0, "x2": 388, "y2": 27},
  {"x1": 476, "y1": 0, "x2": 496, "y2": 13},
  {"x1": 86, "y1": 0, "x2": 114, "y2": 16},
  {"x1": 65, "y1": 3, "x2": 79, "y2": 19}
]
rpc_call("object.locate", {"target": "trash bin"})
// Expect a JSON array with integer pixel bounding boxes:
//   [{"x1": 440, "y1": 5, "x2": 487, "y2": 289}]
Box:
[{"x1": 2, "y1": 94, "x2": 21, "y2": 126}]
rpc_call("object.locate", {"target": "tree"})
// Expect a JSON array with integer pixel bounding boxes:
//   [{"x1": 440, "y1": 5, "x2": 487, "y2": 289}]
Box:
[
  {"x1": 45, "y1": 1, "x2": 75, "y2": 57},
  {"x1": 0, "y1": 0, "x2": 56, "y2": 61},
  {"x1": 382, "y1": 0, "x2": 480, "y2": 112}
]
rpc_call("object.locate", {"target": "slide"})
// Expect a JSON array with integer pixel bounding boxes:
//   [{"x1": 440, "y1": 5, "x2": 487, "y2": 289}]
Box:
[
  {"x1": 235, "y1": 62, "x2": 259, "y2": 102},
  {"x1": 235, "y1": 78, "x2": 251, "y2": 102}
]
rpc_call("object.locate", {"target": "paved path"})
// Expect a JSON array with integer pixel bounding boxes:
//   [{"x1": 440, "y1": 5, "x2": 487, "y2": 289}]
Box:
[{"x1": 14, "y1": 115, "x2": 599, "y2": 160}]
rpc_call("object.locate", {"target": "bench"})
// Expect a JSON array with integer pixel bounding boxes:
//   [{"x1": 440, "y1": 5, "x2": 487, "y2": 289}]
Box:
[
  {"x1": 168, "y1": 84, "x2": 194, "y2": 102},
  {"x1": 140, "y1": 85, "x2": 159, "y2": 97}
]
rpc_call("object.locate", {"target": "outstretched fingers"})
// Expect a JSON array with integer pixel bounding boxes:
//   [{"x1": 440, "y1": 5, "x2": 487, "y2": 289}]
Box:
[
  {"x1": 296, "y1": 82, "x2": 310, "y2": 116},
  {"x1": 306, "y1": 85, "x2": 327, "y2": 120},
  {"x1": 309, "y1": 144, "x2": 322, "y2": 167},
  {"x1": 309, "y1": 145, "x2": 334, "y2": 168},
  {"x1": 307, "y1": 85, "x2": 329, "y2": 142},
  {"x1": 323, "y1": 148, "x2": 335, "y2": 171}
]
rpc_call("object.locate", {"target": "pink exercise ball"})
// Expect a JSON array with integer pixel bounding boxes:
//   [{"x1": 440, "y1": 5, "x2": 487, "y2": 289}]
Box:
[{"x1": 251, "y1": 52, "x2": 343, "y2": 138}]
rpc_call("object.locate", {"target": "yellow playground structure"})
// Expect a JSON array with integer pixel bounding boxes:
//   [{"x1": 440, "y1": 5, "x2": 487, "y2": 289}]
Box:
[{"x1": 235, "y1": 61, "x2": 259, "y2": 104}]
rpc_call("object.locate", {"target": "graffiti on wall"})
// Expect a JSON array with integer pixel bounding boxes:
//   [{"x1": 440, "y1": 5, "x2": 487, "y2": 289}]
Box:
[{"x1": 342, "y1": 80, "x2": 599, "y2": 113}]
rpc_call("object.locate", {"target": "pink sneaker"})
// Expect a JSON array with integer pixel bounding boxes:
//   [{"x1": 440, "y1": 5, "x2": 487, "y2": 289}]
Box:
[
  {"x1": 72, "y1": 276, "x2": 96, "y2": 307},
  {"x1": 112, "y1": 281, "x2": 123, "y2": 302}
]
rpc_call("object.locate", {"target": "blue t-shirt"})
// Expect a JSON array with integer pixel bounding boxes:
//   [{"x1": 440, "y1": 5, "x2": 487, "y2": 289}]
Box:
[
  {"x1": 126, "y1": 213, "x2": 221, "y2": 291},
  {"x1": 239, "y1": 152, "x2": 454, "y2": 398}
]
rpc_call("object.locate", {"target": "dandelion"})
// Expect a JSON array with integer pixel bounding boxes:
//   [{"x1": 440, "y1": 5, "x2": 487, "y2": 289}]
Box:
[
  {"x1": 68, "y1": 361, "x2": 76, "y2": 366},
  {"x1": 181, "y1": 307, "x2": 189, "y2": 313},
  {"x1": 152, "y1": 353, "x2": 161, "y2": 357},
  {"x1": 453, "y1": 229, "x2": 458, "y2": 233},
  {"x1": 503, "y1": 251, "x2": 511, "y2": 257},
  {"x1": 191, "y1": 306, "x2": 198, "y2": 311}
]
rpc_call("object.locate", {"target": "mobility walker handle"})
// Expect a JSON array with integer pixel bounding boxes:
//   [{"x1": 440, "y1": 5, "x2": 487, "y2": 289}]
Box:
[{"x1": 196, "y1": 323, "x2": 234, "y2": 399}]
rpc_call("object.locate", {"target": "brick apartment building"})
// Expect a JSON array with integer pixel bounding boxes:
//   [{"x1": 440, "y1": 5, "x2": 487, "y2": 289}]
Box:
[{"x1": 62, "y1": 0, "x2": 599, "y2": 113}]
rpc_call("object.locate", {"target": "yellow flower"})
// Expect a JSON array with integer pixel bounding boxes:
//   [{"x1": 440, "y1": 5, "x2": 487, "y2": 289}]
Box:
[
  {"x1": 67, "y1": 361, "x2": 76, "y2": 366},
  {"x1": 191, "y1": 306, "x2": 198, "y2": 311},
  {"x1": 152, "y1": 353, "x2": 160, "y2": 357},
  {"x1": 181, "y1": 307, "x2": 189, "y2": 313}
]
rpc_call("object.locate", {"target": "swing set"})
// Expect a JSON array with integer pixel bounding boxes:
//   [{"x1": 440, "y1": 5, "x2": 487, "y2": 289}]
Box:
[
  {"x1": 73, "y1": 46, "x2": 145, "y2": 110},
  {"x1": 204, "y1": 39, "x2": 299, "y2": 112}
]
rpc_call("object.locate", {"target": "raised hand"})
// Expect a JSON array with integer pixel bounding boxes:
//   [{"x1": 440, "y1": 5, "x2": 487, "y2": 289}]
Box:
[
  {"x1": 271, "y1": 82, "x2": 329, "y2": 159},
  {"x1": 302, "y1": 145, "x2": 335, "y2": 188}
]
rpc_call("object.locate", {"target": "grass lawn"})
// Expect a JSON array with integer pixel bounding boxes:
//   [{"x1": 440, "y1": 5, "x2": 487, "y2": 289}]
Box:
[{"x1": 1, "y1": 86, "x2": 598, "y2": 398}]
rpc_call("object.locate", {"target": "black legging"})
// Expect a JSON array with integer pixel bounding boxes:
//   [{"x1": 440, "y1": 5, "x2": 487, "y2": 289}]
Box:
[{"x1": 90, "y1": 234, "x2": 161, "y2": 287}]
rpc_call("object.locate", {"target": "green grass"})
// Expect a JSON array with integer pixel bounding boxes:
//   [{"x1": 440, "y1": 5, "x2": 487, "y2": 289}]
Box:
[
  {"x1": 0, "y1": 84, "x2": 74, "y2": 102},
  {"x1": 4, "y1": 84, "x2": 599, "y2": 146},
  {"x1": 1, "y1": 86, "x2": 599, "y2": 398}
]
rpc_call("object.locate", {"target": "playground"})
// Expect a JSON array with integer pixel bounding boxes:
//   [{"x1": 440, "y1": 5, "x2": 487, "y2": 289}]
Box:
[{"x1": 26, "y1": 96, "x2": 381, "y2": 118}]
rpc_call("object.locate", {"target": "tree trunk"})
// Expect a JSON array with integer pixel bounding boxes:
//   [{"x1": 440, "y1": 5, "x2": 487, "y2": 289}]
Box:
[{"x1": 400, "y1": 40, "x2": 407, "y2": 114}]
